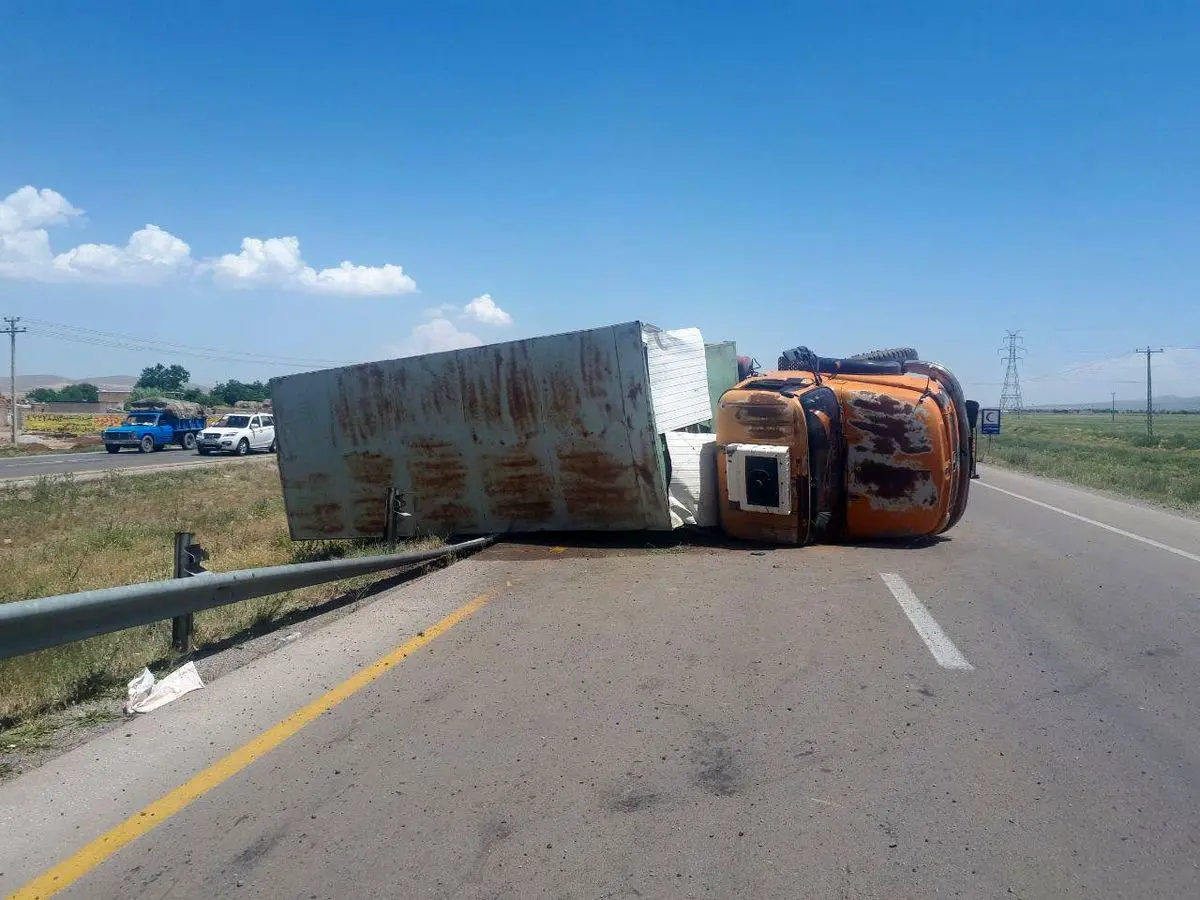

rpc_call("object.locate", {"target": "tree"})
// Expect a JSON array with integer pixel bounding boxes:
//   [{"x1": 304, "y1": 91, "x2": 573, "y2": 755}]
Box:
[
  {"x1": 210, "y1": 379, "x2": 269, "y2": 406},
  {"x1": 60, "y1": 383, "x2": 100, "y2": 403},
  {"x1": 27, "y1": 383, "x2": 100, "y2": 403},
  {"x1": 136, "y1": 363, "x2": 191, "y2": 393}
]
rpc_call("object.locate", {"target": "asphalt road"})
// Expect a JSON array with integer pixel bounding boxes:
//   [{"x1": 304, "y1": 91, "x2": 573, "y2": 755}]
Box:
[
  {"x1": 0, "y1": 447, "x2": 260, "y2": 481},
  {"x1": 4, "y1": 466, "x2": 1200, "y2": 898}
]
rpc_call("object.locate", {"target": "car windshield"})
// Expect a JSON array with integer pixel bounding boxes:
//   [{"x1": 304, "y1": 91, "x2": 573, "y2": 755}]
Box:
[
  {"x1": 125, "y1": 414, "x2": 158, "y2": 424},
  {"x1": 216, "y1": 415, "x2": 251, "y2": 428}
]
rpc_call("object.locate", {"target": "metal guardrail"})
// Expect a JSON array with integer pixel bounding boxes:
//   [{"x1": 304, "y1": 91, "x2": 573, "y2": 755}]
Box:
[{"x1": 0, "y1": 537, "x2": 494, "y2": 660}]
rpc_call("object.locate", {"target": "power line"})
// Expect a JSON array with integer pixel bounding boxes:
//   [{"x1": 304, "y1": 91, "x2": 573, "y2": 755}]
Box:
[
  {"x1": 3, "y1": 316, "x2": 28, "y2": 445},
  {"x1": 998, "y1": 330, "x2": 1026, "y2": 415},
  {"x1": 22, "y1": 318, "x2": 357, "y2": 370},
  {"x1": 1135, "y1": 347, "x2": 1164, "y2": 438}
]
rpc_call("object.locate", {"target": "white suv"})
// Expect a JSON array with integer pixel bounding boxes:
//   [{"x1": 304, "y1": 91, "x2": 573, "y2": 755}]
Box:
[{"x1": 197, "y1": 413, "x2": 276, "y2": 456}]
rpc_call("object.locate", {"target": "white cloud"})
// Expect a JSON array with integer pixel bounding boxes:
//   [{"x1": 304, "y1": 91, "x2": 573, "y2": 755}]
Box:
[
  {"x1": 422, "y1": 303, "x2": 458, "y2": 319},
  {"x1": 209, "y1": 236, "x2": 416, "y2": 296},
  {"x1": 391, "y1": 317, "x2": 483, "y2": 358},
  {"x1": 0, "y1": 186, "x2": 81, "y2": 234},
  {"x1": 0, "y1": 185, "x2": 418, "y2": 296},
  {"x1": 462, "y1": 293, "x2": 512, "y2": 326},
  {"x1": 52, "y1": 225, "x2": 193, "y2": 284}
]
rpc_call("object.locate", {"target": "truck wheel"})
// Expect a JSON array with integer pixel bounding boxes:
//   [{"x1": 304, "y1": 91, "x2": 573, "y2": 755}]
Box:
[
  {"x1": 182, "y1": 432, "x2": 197, "y2": 450},
  {"x1": 105, "y1": 445, "x2": 121, "y2": 454},
  {"x1": 139, "y1": 435, "x2": 154, "y2": 454},
  {"x1": 198, "y1": 446, "x2": 211, "y2": 456},
  {"x1": 236, "y1": 438, "x2": 250, "y2": 456},
  {"x1": 849, "y1": 347, "x2": 920, "y2": 363}
]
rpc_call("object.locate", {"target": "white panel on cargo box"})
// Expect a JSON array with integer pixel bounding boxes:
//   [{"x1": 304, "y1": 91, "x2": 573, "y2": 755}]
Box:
[
  {"x1": 642, "y1": 325, "x2": 711, "y2": 432},
  {"x1": 665, "y1": 431, "x2": 719, "y2": 528}
]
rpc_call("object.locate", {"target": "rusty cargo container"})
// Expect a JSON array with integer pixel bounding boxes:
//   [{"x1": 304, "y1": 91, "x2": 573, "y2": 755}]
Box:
[{"x1": 273, "y1": 321, "x2": 692, "y2": 540}]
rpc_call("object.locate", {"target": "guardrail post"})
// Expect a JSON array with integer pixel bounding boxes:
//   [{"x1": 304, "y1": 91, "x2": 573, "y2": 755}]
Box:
[
  {"x1": 385, "y1": 487, "x2": 415, "y2": 547},
  {"x1": 172, "y1": 532, "x2": 196, "y2": 652}
]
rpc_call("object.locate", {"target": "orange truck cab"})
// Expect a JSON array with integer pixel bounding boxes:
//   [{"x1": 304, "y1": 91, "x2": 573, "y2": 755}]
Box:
[{"x1": 715, "y1": 348, "x2": 973, "y2": 545}]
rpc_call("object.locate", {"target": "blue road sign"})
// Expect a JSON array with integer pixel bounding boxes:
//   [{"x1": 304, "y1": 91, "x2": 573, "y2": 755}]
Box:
[{"x1": 981, "y1": 408, "x2": 1001, "y2": 435}]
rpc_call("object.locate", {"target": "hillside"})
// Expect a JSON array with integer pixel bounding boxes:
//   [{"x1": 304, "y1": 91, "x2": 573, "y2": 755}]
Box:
[
  {"x1": 13, "y1": 374, "x2": 138, "y2": 392},
  {"x1": 1030, "y1": 395, "x2": 1200, "y2": 413}
]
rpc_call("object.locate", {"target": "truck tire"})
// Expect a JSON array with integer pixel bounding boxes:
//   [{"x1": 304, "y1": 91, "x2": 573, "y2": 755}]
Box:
[
  {"x1": 198, "y1": 446, "x2": 211, "y2": 456},
  {"x1": 849, "y1": 347, "x2": 920, "y2": 363},
  {"x1": 181, "y1": 432, "x2": 197, "y2": 450},
  {"x1": 236, "y1": 438, "x2": 250, "y2": 456},
  {"x1": 779, "y1": 347, "x2": 904, "y2": 375},
  {"x1": 105, "y1": 445, "x2": 120, "y2": 454},
  {"x1": 139, "y1": 435, "x2": 154, "y2": 454}
]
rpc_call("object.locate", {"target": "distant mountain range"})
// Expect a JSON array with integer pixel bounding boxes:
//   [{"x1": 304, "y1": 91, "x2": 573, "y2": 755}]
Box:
[
  {"x1": 1029, "y1": 395, "x2": 1200, "y2": 412},
  {"x1": 13, "y1": 374, "x2": 139, "y2": 392}
]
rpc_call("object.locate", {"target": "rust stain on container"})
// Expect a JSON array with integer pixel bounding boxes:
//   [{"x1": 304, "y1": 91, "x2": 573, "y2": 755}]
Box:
[
  {"x1": 303, "y1": 502, "x2": 344, "y2": 535},
  {"x1": 422, "y1": 501, "x2": 477, "y2": 530},
  {"x1": 483, "y1": 446, "x2": 556, "y2": 522},
  {"x1": 408, "y1": 438, "x2": 469, "y2": 498},
  {"x1": 281, "y1": 471, "x2": 332, "y2": 491},
  {"x1": 546, "y1": 370, "x2": 584, "y2": 429},
  {"x1": 581, "y1": 341, "x2": 613, "y2": 402},
  {"x1": 332, "y1": 392, "x2": 361, "y2": 447},
  {"x1": 345, "y1": 451, "x2": 395, "y2": 488},
  {"x1": 462, "y1": 362, "x2": 502, "y2": 425},
  {"x1": 421, "y1": 371, "x2": 460, "y2": 419},
  {"x1": 504, "y1": 344, "x2": 540, "y2": 436},
  {"x1": 351, "y1": 495, "x2": 387, "y2": 534},
  {"x1": 558, "y1": 447, "x2": 635, "y2": 524}
]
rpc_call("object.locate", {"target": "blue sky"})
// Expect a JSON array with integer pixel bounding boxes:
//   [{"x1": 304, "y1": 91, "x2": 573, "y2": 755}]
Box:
[{"x1": 2, "y1": 1, "x2": 1198, "y2": 404}]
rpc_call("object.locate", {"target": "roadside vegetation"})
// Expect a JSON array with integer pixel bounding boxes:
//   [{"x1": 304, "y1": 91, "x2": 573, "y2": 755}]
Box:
[
  {"x1": 0, "y1": 436, "x2": 106, "y2": 457},
  {"x1": 0, "y1": 460, "x2": 440, "y2": 727},
  {"x1": 980, "y1": 412, "x2": 1200, "y2": 511}
]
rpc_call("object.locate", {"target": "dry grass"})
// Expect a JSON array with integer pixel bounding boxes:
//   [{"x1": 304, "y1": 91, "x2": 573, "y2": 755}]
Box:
[
  {"x1": 0, "y1": 434, "x2": 105, "y2": 457},
  {"x1": 0, "y1": 460, "x2": 441, "y2": 726}
]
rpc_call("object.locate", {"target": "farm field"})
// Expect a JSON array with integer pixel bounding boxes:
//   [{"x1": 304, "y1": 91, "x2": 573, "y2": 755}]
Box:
[{"x1": 980, "y1": 412, "x2": 1200, "y2": 511}]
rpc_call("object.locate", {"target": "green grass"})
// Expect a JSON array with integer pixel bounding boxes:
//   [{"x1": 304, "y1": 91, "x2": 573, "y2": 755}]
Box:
[
  {"x1": 0, "y1": 461, "x2": 443, "y2": 726},
  {"x1": 980, "y1": 412, "x2": 1200, "y2": 509}
]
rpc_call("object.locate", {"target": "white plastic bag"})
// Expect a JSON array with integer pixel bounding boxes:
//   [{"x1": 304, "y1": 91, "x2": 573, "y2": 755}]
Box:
[{"x1": 124, "y1": 662, "x2": 205, "y2": 714}]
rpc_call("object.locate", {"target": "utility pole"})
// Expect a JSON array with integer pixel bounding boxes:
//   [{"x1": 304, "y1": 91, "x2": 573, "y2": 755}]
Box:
[
  {"x1": 2, "y1": 316, "x2": 26, "y2": 446},
  {"x1": 1135, "y1": 347, "x2": 1164, "y2": 439},
  {"x1": 998, "y1": 330, "x2": 1026, "y2": 416},
  {"x1": 1111, "y1": 391, "x2": 1116, "y2": 423}
]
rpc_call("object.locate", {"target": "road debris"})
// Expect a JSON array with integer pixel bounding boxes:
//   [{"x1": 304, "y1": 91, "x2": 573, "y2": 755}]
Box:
[{"x1": 124, "y1": 662, "x2": 205, "y2": 714}]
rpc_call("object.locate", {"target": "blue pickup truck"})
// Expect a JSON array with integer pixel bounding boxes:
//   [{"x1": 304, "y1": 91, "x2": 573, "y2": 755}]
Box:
[{"x1": 102, "y1": 403, "x2": 208, "y2": 454}]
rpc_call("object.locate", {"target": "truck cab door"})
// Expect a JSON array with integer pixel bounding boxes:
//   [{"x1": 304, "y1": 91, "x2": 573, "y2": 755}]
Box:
[{"x1": 154, "y1": 416, "x2": 171, "y2": 446}]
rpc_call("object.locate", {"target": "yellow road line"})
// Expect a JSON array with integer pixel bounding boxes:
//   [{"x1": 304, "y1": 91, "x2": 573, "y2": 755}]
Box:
[{"x1": 8, "y1": 593, "x2": 490, "y2": 900}]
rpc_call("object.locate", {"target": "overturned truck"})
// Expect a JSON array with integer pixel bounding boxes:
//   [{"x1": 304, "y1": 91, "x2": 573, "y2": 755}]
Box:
[
  {"x1": 716, "y1": 347, "x2": 973, "y2": 545},
  {"x1": 272, "y1": 324, "x2": 974, "y2": 545}
]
